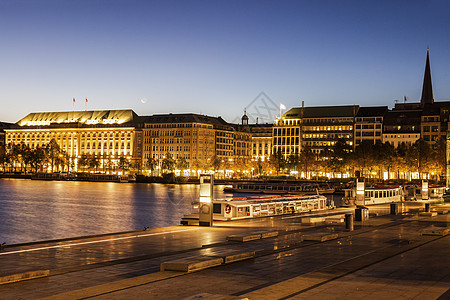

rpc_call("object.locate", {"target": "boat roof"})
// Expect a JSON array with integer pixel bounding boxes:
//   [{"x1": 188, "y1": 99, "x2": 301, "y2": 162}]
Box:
[{"x1": 214, "y1": 194, "x2": 326, "y2": 206}]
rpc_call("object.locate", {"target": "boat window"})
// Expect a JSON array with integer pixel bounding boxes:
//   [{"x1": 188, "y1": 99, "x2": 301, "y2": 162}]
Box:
[
  {"x1": 213, "y1": 203, "x2": 221, "y2": 214},
  {"x1": 375, "y1": 191, "x2": 378, "y2": 198},
  {"x1": 371, "y1": 191, "x2": 374, "y2": 198},
  {"x1": 383, "y1": 191, "x2": 387, "y2": 198}
]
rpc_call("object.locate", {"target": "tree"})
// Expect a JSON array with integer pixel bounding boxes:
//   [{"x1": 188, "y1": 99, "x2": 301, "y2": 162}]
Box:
[
  {"x1": 405, "y1": 139, "x2": 431, "y2": 177},
  {"x1": 88, "y1": 155, "x2": 100, "y2": 171},
  {"x1": 176, "y1": 157, "x2": 189, "y2": 174},
  {"x1": 161, "y1": 152, "x2": 175, "y2": 173},
  {"x1": 118, "y1": 157, "x2": 130, "y2": 173},
  {"x1": 430, "y1": 136, "x2": 446, "y2": 180},
  {"x1": 211, "y1": 155, "x2": 222, "y2": 172},
  {"x1": 287, "y1": 154, "x2": 300, "y2": 177},
  {"x1": 269, "y1": 149, "x2": 286, "y2": 175},
  {"x1": 145, "y1": 157, "x2": 159, "y2": 175},
  {"x1": 46, "y1": 139, "x2": 61, "y2": 172},
  {"x1": 78, "y1": 154, "x2": 90, "y2": 171},
  {"x1": 299, "y1": 146, "x2": 316, "y2": 178},
  {"x1": 27, "y1": 147, "x2": 46, "y2": 173},
  {"x1": 351, "y1": 141, "x2": 376, "y2": 178}
]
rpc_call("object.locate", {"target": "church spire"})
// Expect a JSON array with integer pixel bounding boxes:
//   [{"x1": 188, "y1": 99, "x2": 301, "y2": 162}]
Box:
[{"x1": 420, "y1": 48, "x2": 434, "y2": 105}]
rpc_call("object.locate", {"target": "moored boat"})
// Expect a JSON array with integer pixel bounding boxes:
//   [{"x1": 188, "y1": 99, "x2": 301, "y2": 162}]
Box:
[
  {"x1": 342, "y1": 185, "x2": 403, "y2": 207},
  {"x1": 181, "y1": 194, "x2": 333, "y2": 225},
  {"x1": 223, "y1": 181, "x2": 335, "y2": 195}
]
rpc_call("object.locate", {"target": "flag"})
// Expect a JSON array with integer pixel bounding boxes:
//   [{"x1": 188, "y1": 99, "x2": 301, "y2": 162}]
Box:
[
  {"x1": 86, "y1": 98, "x2": 88, "y2": 103},
  {"x1": 280, "y1": 103, "x2": 286, "y2": 110},
  {"x1": 73, "y1": 98, "x2": 75, "y2": 103}
]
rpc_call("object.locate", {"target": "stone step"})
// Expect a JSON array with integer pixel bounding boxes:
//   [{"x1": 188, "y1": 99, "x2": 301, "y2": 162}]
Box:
[
  {"x1": 160, "y1": 257, "x2": 224, "y2": 273},
  {"x1": 303, "y1": 233, "x2": 339, "y2": 242},
  {"x1": 419, "y1": 212, "x2": 438, "y2": 217},
  {"x1": 260, "y1": 231, "x2": 279, "y2": 239},
  {"x1": 0, "y1": 270, "x2": 49, "y2": 285},
  {"x1": 421, "y1": 227, "x2": 450, "y2": 236},
  {"x1": 301, "y1": 217, "x2": 325, "y2": 225},
  {"x1": 226, "y1": 233, "x2": 261, "y2": 242},
  {"x1": 210, "y1": 250, "x2": 256, "y2": 264}
]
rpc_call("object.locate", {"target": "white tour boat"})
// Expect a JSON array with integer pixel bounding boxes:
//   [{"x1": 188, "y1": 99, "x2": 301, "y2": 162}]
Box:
[
  {"x1": 181, "y1": 194, "x2": 332, "y2": 225},
  {"x1": 342, "y1": 182, "x2": 403, "y2": 207}
]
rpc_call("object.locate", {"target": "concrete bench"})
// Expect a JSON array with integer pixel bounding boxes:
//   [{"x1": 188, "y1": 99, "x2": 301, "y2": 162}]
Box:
[
  {"x1": 303, "y1": 233, "x2": 339, "y2": 242},
  {"x1": 421, "y1": 227, "x2": 450, "y2": 236},
  {"x1": 325, "y1": 215, "x2": 345, "y2": 224},
  {"x1": 226, "y1": 233, "x2": 261, "y2": 242},
  {"x1": 419, "y1": 212, "x2": 438, "y2": 217},
  {"x1": 210, "y1": 250, "x2": 256, "y2": 264},
  {"x1": 160, "y1": 257, "x2": 223, "y2": 272},
  {"x1": 301, "y1": 217, "x2": 325, "y2": 225},
  {"x1": 258, "y1": 231, "x2": 279, "y2": 239}
]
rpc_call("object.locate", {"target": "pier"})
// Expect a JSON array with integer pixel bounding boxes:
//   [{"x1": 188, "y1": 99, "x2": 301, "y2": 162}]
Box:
[{"x1": 0, "y1": 202, "x2": 449, "y2": 299}]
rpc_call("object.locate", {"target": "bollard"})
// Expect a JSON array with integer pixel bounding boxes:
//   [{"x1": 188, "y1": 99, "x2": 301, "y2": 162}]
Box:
[
  {"x1": 345, "y1": 213, "x2": 354, "y2": 231},
  {"x1": 355, "y1": 207, "x2": 369, "y2": 221},
  {"x1": 390, "y1": 203, "x2": 399, "y2": 215},
  {"x1": 425, "y1": 203, "x2": 430, "y2": 212}
]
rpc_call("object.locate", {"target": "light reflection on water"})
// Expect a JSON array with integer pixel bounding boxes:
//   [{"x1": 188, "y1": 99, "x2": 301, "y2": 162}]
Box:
[{"x1": 0, "y1": 179, "x2": 231, "y2": 245}]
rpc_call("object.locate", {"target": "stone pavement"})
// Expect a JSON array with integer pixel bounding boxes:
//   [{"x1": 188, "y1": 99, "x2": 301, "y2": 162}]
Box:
[{"x1": 0, "y1": 203, "x2": 448, "y2": 299}]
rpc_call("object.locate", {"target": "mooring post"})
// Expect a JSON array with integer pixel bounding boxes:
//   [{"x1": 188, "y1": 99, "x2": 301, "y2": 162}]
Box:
[
  {"x1": 345, "y1": 213, "x2": 354, "y2": 231},
  {"x1": 199, "y1": 174, "x2": 214, "y2": 227}
]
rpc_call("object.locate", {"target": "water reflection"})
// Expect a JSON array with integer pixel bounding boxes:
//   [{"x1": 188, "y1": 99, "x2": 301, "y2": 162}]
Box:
[{"x1": 0, "y1": 179, "x2": 230, "y2": 245}]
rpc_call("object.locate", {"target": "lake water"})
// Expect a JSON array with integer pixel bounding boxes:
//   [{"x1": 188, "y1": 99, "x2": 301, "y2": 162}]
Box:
[
  {"x1": 0, "y1": 179, "x2": 233, "y2": 245},
  {"x1": 0, "y1": 179, "x2": 341, "y2": 245}
]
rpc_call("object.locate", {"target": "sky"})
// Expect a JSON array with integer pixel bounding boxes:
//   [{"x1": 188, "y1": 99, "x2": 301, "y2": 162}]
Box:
[{"x1": 1, "y1": 0, "x2": 450, "y2": 123}]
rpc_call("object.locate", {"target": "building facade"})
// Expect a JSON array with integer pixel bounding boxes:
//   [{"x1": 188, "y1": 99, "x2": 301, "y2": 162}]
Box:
[
  {"x1": 273, "y1": 105, "x2": 357, "y2": 158},
  {"x1": 4, "y1": 110, "x2": 143, "y2": 172},
  {"x1": 142, "y1": 113, "x2": 251, "y2": 175},
  {"x1": 354, "y1": 107, "x2": 387, "y2": 146}
]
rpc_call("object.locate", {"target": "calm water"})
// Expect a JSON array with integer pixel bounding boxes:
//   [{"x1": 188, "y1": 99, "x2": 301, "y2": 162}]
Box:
[{"x1": 0, "y1": 179, "x2": 233, "y2": 245}]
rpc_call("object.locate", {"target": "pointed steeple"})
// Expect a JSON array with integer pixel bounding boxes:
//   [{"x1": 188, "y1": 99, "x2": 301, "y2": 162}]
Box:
[{"x1": 420, "y1": 48, "x2": 434, "y2": 105}]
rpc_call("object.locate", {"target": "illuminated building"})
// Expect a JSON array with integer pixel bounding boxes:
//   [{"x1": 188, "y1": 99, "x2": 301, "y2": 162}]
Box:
[
  {"x1": 249, "y1": 124, "x2": 273, "y2": 161},
  {"x1": 4, "y1": 110, "x2": 143, "y2": 172},
  {"x1": 274, "y1": 105, "x2": 357, "y2": 158},
  {"x1": 354, "y1": 106, "x2": 387, "y2": 146},
  {"x1": 386, "y1": 49, "x2": 450, "y2": 146},
  {"x1": 0, "y1": 122, "x2": 13, "y2": 154},
  {"x1": 142, "y1": 113, "x2": 251, "y2": 174}
]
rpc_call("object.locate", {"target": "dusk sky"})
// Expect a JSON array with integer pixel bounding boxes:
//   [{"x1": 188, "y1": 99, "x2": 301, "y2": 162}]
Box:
[{"x1": 1, "y1": 0, "x2": 449, "y2": 123}]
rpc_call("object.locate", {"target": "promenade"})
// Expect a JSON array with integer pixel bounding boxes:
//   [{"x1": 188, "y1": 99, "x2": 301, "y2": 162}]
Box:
[{"x1": 0, "y1": 202, "x2": 449, "y2": 299}]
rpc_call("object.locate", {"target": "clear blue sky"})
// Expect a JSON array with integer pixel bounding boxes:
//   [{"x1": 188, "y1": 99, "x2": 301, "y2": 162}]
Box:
[{"x1": 1, "y1": 0, "x2": 449, "y2": 123}]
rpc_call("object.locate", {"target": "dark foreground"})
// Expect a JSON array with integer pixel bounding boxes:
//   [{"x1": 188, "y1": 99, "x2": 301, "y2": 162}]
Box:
[{"x1": 0, "y1": 202, "x2": 449, "y2": 300}]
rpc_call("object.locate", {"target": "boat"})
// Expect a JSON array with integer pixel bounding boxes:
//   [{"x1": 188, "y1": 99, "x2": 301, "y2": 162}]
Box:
[
  {"x1": 181, "y1": 194, "x2": 333, "y2": 225},
  {"x1": 342, "y1": 180, "x2": 445, "y2": 207},
  {"x1": 342, "y1": 180, "x2": 403, "y2": 207},
  {"x1": 403, "y1": 184, "x2": 445, "y2": 202},
  {"x1": 223, "y1": 181, "x2": 335, "y2": 195}
]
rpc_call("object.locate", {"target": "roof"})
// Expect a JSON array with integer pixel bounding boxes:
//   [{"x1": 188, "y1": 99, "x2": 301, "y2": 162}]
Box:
[
  {"x1": 143, "y1": 113, "x2": 233, "y2": 130},
  {"x1": 16, "y1": 110, "x2": 139, "y2": 127},
  {"x1": 383, "y1": 110, "x2": 422, "y2": 126},
  {"x1": 0, "y1": 122, "x2": 14, "y2": 129},
  {"x1": 282, "y1": 105, "x2": 359, "y2": 119},
  {"x1": 356, "y1": 106, "x2": 388, "y2": 117},
  {"x1": 421, "y1": 49, "x2": 434, "y2": 105}
]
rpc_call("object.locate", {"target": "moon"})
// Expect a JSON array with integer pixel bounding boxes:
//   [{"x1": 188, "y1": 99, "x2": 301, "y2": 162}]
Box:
[{"x1": 140, "y1": 98, "x2": 148, "y2": 104}]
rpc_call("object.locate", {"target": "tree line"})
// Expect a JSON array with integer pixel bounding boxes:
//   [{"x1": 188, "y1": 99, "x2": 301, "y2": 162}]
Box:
[
  {"x1": 268, "y1": 138, "x2": 446, "y2": 181},
  {"x1": 1, "y1": 137, "x2": 446, "y2": 181}
]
